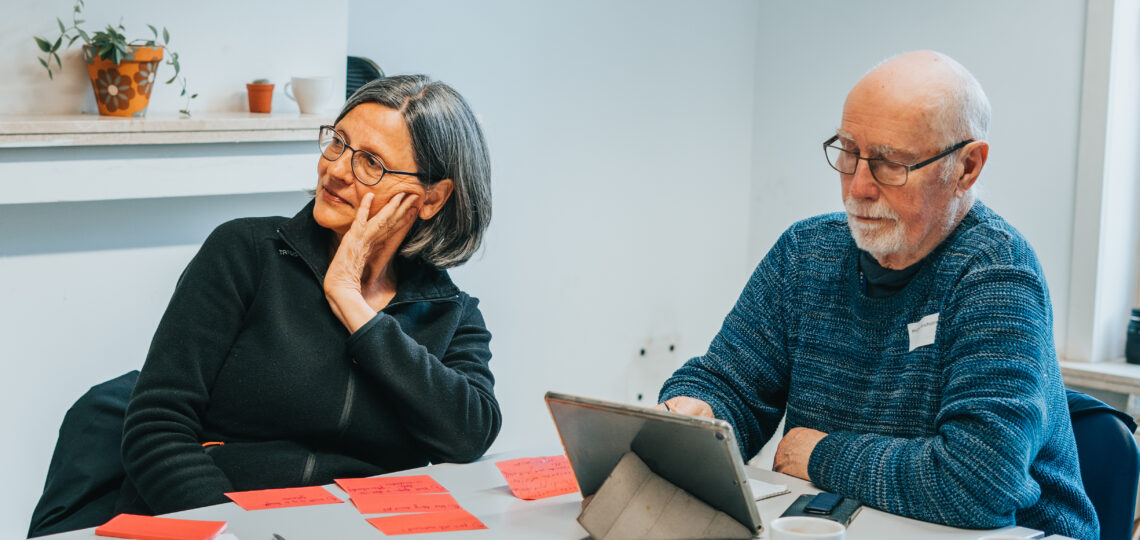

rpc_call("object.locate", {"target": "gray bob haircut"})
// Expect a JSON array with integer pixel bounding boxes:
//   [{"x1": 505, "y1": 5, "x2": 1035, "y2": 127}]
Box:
[{"x1": 336, "y1": 75, "x2": 491, "y2": 268}]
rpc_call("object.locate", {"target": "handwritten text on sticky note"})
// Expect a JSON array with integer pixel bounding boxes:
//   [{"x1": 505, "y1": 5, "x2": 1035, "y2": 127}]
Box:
[
  {"x1": 224, "y1": 486, "x2": 342, "y2": 510},
  {"x1": 494, "y1": 455, "x2": 579, "y2": 500},
  {"x1": 335, "y1": 475, "x2": 448, "y2": 496},
  {"x1": 366, "y1": 509, "x2": 487, "y2": 535},
  {"x1": 351, "y1": 492, "x2": 462, "y2": 514}
]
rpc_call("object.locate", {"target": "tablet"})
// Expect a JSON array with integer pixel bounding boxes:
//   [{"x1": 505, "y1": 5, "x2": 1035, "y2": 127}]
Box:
[{"x1": 545, "y1": 391, "x2": 762, "y2": 535}]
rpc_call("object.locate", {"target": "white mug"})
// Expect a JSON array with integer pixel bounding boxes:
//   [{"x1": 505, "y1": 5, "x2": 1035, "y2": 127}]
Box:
[
  {"x1": 769, "y1": 516, "x2": 846, "y2": 540},
  {"x1": 284, "y1": 76, "x2": 333, "y2": 114}
]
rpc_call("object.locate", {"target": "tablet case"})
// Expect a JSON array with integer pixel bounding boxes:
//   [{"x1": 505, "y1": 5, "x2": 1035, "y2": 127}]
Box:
[
  {"x1": 780, "y1": 493, "x2": 863, "y2": 527},
  {"x1": 545, "y1": 391, "x2": 762, "y2": 535},
  {"x1": 578, "y1": 452, "x2": 752, "y2": 540}
]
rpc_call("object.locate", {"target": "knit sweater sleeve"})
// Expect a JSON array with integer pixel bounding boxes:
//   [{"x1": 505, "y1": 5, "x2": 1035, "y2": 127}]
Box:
[
  {"x1": 658, "y1": 229, "x2": 796, "y2": 458},
  {"x1": 346, "y1": 295, "x2": 500, "y2": 464},
  {"x1": 121, "y1": 220, "x2": 259, "y2": 514},
  {"x1": 808, "y1": 264, "x2": 1056, "y2": 529}
]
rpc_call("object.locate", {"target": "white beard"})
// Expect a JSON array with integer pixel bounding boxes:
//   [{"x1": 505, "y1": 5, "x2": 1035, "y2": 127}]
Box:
[
  {"x1": 844, "y1": 197, "x2": 907, "y2": 261},
  {"x1": 844, "y1": 195, "x2": 965, "y2": 263}
]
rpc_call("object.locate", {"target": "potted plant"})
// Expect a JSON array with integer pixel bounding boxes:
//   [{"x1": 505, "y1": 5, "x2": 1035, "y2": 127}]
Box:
[
  {"x1": 33, "y1": 0, "x2": 197, "y2": 117},
  {"x1": 246, "y1": 78, "x2": 274, "y2": 114}
]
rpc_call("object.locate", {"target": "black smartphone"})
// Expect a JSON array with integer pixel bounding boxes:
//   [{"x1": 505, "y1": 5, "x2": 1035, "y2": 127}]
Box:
[
  {"x1": 802, "y1": 492, "x2": 843, "y2": 515},
  {"x1": 782, "y1": 493, "x2": 864, "y2": 527}
]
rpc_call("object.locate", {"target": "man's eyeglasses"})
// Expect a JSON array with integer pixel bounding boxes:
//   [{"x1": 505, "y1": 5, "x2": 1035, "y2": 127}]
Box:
[
  {"x1": 823, "y1": 135, "x2": 973, "y2": 187},
  {"x1": 318, "y1": 125, "x2": 427, "y2": 186}
]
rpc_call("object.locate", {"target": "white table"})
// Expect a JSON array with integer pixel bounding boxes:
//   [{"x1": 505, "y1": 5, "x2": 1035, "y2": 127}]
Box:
[{"x1": 43, "y1": 448, "x2": 1044, "y2": 539}]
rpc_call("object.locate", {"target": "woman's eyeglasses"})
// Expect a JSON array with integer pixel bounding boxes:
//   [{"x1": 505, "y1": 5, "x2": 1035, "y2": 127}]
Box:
[{"x1": 318, "y1": 125, "x2": 427, "y2": 186}]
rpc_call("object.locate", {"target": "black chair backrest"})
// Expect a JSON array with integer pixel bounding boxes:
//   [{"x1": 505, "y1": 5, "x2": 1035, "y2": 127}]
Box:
[
  {"x1": 346, "y1": 56, "x2": 384, "y2": 100},
  {"x1": 29, "y1": 371, "x2": 139, "y2": 537},
  {"x1": 1066, "y1": 389, "x2": 1139, "y2": 539}
]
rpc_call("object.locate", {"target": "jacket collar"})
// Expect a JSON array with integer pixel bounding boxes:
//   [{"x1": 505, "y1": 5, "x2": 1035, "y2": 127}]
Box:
[{"x1": 277, "y1": 199, "x2": 461, "y2": 304}]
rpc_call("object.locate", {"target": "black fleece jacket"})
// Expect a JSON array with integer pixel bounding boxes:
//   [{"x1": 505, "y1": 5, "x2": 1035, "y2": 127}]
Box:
[{"x1": 116, "y1": 201, "x2": 500, "y2": 515}]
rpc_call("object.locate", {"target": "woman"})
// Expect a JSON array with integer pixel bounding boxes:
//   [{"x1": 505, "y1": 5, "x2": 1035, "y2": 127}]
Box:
[{"x1": 115, "y1": 75, "x2": 499, "y2": 515}]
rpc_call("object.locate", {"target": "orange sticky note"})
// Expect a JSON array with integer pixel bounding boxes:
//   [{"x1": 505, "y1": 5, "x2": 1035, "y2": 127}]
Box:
[
  {"x1": 351, "y1": 492, "x2": 462, "y2": 514},
  {"x1": 224, "y1": 485, "x2": 343, "y2": 510},
  {"x1": 366, "y1": 509, "x2": 487, "y2": 535},
  {"x1": 494, "y1": 455, "x2": 579, "y2": 500},
  {"x1": 95, "y1": 513, "x2": 227, "y2": 540},
  {"x1": 335, "y1": 474, "x2": 448, "y2": 496}
]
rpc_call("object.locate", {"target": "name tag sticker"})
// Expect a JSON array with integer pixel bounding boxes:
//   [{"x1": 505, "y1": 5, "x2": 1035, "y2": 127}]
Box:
[{"x1": 907, "y1": 312, "x2": 939, "y2": 351}]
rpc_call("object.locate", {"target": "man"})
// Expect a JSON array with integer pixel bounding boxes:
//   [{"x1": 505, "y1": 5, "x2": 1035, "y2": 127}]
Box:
[{"x1": 658, "y1": 51, "x2": 1098, "y2": 539}]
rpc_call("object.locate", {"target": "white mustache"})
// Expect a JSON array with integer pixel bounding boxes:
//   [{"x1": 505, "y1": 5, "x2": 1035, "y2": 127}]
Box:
[{"x1": 845, "y1": 198, "x2": 899, "y2": 221}]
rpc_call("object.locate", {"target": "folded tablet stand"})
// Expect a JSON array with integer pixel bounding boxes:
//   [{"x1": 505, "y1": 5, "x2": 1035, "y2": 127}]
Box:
[{"x1": 577, "y1": 452, "x2": 753, "y2": 540}]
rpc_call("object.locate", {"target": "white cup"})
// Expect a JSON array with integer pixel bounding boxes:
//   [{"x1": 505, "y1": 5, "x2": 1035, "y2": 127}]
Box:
[
  {"x1": 769, "y1": 516, "x2": 846, "y2": 540},
  {"x1": 284, "y1": 76, "x2": 333, "y2": 114}
]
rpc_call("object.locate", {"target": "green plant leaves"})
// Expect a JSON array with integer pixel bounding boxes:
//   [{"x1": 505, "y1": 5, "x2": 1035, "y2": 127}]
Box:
[
  {"x1": 36, "y1": 0, "x2": 197, "y2": 115},
  {"x1": 166, "y1": 51, "x2": 181, "y2": 84}
]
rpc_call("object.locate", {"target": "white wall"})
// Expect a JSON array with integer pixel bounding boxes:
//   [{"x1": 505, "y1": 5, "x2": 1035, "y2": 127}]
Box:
[
  {"x1": 4, "y1": 0, "x2": 346, "y2": 115},
  {"x1": 347, "y1": 0, "x2": 762, "y2": 454},
  {"x1": 1066, "y1": 0, "x2": 1140, "y2": 364},
  {"x1": 0, "y1": 2, "x2": 346, "y2": 538},
  {"x1": 1097, "y1": 0, "x2": 1140, "y2": 359},
  {"x1": 748, "y1": 0, "x2": 1087, "y2": 354}
]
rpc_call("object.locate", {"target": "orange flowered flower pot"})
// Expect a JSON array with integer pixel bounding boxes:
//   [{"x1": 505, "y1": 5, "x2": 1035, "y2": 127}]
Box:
[{"x1": 83, "y1": 45, "x2": 163, "y2": 117}]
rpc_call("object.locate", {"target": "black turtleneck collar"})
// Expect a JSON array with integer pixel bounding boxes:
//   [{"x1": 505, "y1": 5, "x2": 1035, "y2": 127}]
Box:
[{"x1": 858, "y1": 250, "x2": 924, "y2": 298}]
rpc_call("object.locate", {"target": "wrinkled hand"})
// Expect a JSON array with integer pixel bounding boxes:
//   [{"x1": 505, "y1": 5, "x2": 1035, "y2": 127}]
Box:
[
  {"x1": 323, "y1": 191, "x2": 419, "y2": 331},
  {"x1": 653, "y1": 396, "x2": 715, "y2": 418},
  {"x1": 772, "y1": 426, "x2": 827, "y2": 481}
]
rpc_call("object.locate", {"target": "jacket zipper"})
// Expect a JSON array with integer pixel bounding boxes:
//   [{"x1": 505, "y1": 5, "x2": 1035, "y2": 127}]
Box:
[
  {"x1": 279, "y1": 228, "x2": 459, "y2": 482},
  {"x1": 336, "y1": 370, "x2": 357, "y2": 437},
  {"x1": 381, "y1": 295, "x2": 460, "y2": 312},
  {"x1": 300, "y1": 453, "x2": 317, "y2": 485}
]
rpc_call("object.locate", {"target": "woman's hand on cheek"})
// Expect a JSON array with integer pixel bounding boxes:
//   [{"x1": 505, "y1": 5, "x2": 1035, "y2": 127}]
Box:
[{"x1": 323, "y1": 191, "x2": 420, "y2": 332}]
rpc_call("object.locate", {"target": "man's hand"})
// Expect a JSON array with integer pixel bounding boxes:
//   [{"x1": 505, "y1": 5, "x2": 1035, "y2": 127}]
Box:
[
  {"x1": 772, "y1": 426, "x2": 828, "y2": 481},
  {"x1": 653, "y1": 396, "x2": 714, "y2": 418}
]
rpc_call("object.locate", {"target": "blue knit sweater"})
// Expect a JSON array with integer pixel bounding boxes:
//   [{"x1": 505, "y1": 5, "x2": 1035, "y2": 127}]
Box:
[{"x1": 660, "y1": 203, "x2": 1098, "y2": 538}]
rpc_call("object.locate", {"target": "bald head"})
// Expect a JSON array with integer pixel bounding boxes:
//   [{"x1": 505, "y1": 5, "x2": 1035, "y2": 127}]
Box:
[
  {"x1": 848, "y1": 51, "x2": 990, "y2": 148},
  {"x1": 836, "y1": 50, "x2": 991, "y2": 269}
]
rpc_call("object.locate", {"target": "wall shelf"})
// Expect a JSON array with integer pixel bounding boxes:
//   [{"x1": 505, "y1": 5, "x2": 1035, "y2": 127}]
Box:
[
  {"x1": 0, "y1": 113, "x2": 333, "y2": 148},
  {"x1": 0, "y1": 113, "x2": 333, "y2": 204},
  {"x1": 1061, "y1": 358, "x2": 1140, "y2": 395}
]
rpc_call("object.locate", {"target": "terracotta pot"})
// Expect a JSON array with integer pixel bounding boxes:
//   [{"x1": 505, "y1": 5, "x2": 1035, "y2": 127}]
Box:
[
  {"x1": 246, "y1": 83, "x2": 275, "y2": 113},
  {"x1": 83, "y1": 45, "x2": 164, "y2": 117}
]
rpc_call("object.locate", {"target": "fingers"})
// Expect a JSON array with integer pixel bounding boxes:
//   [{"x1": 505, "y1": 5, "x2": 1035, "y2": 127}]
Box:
[
  {"x1": 343, "y1": 191, "x2": 421, "y2": 249},
  {"x1": 354, "y1": 193, "x2": 375, "y2": 228},
  {"x1": 659, "y1": 397, "x2": 715, "y2": 418},
  {"x1": 366, "y1": 192, "x2": 420, "y2": 233}
]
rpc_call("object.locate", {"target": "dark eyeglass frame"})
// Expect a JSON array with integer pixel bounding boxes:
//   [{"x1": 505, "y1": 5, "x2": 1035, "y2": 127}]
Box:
[
  {"x1": 318, "y1": 125, "x2": 427, "y2": 186},
  {"x1": 823, "y1": 135, "x2": 974, "y2": 187}
]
